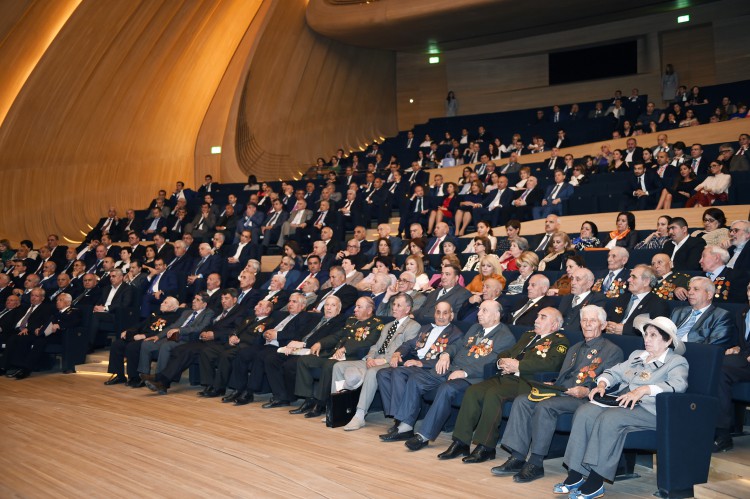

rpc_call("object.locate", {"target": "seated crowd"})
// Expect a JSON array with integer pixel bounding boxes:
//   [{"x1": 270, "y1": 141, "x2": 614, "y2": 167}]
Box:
[{"x1": 1, "y1": 84, "x2": 750, "y2": 498}]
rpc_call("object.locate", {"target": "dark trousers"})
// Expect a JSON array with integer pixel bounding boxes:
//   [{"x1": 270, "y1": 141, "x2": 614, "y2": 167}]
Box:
[
  {"x1": 717, "y1": 360, "x2": 750, "y2": 429},
  {"x1": 264, "y1": 353, "x2": 302, "y2": 402},
  {"x1": 3, "y1": 333, "x2": 57, "y2": 371},
  {"x1": 157, "y1": 342, "x2": 208, "y2": 386},
  {"x1": 295, "y1": 354, "x2": 337, "y2": 401},
  {"x1": 376, "y1": 366, "x2": 423, "y2": 416},
  {"x1": 89, "y1": 311, "x2": 115, "y2": 346},
  {"x1": 108, "y1": 337, "x2": 145, "y2": 380},
  {"x1": 199, "y1": 343, "x2": 241, "y2": 389},
  {"x1": 227, "y1": 344, "x2": 277, "y2": 392}
]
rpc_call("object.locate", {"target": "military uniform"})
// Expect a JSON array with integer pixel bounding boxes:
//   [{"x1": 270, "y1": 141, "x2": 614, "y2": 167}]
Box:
[
  {"x1": 651, "y1": 271, "x2": 690, "y2": 301},
  {"x1": 295, "y1": 316, "x2": 383, "y2": 402},
  {"x1": 500, "y1": 336, "x2": 623, "y2": 463},
  {"x1": 452, "y1": 330, "x2": 570, "y2": 449},
  {"x1": 389, "y1": 323, "x2": 515, "y2": 440}
]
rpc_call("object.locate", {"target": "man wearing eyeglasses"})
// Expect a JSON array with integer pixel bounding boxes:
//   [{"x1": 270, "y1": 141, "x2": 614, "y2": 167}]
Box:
[
  {"x1": 726, "y1": 220, "x2": 750, "y2": 270},
  {"x1": 335, "y1": 238, "x2": 366, "y2": 269},
  {"x1": 377, "y1": 271, "x2": 426, "y2": 316}
]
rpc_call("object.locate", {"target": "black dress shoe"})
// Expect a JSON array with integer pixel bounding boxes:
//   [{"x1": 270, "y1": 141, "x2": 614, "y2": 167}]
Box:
[
  {"x1": 202, "y1": 387, "x2": 225, "y2": 398},
  {"x1": 405, "y1": 435, "x2": 429, "y2": 451},
  {"x1": 221, "y1": 392, "x2": 240, "y2": 403},
  {"x1": 13, "y1": 369, "x2": 30, "y2": 380},
  {"x1": 303, "y1": 402, "x2": 325, "y2": 418},
  {"x1": 197, "y1": 386, "x2": 214, "y2": 397},
  {"x1": 713, "y1": 437, "x2": 734, "y2": 453},
  {"x1": 262, "y1": 399, "x2": 291, "y2": 409},
  {"x1": 490, "y1": 456, "x2": 526, "y2": 476},
  {"x1": 379, "y1": 430, "x2": 414, "y2": 442},
  {"x1": 5, "y1": 368, "x2": 20, "y2": 378},
  {"x1": 462, "y1": 444, "x2": 496, "y2": 463},
  {"x1": 128, "y1": 379, "x2": 146, "y2": 388},
  {"x1": 104, "y1": 374, "x2": 127, "y2": 385},
  {"x1": 62, "y1": 369, "x2": 76, "y2": 374},
  {"x1": 513, "y1": 463, "x2": 544, "y2": 483},
  {"x1": 140, "y1": 373, "x2": 156, "y2": 382},
  {"x1": 289, "y1": 398, "x2": 315, "y2": 415},
  {"x1": 437, "y1": 440, "x2": 471, "y2": 460},
  {"x1": 144, "y1": 380, "x2": 168, "y2": 395},
  {"x1": 234, "y1": 392, "x2": 254, "y2": 405},
  {"x1": 0, "y1": 368, "x2": 5, "y2": 375}
]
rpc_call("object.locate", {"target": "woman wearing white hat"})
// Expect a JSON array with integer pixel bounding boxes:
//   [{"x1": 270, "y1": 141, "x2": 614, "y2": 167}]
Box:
[{"x1": 554, "y1": 315, "x2": 689, "y2": 499}]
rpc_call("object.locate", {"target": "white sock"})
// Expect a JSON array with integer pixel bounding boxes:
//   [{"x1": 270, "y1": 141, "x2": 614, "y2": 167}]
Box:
[
  {"x1": 397, "y1": 422, "x2": 413, "y2": 432},
  {"x1": 354, "y1": 409, "x2": 366, "y2": 420}
]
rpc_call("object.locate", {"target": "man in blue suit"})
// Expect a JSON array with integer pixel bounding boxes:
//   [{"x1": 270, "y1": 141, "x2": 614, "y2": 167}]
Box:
[
  {"x1": 532, "y1": 170, "x2": 573, "y2": 219},
  {"x1": 621, "y1": 164, "x2": 661, "y2": 211},
  {"x1": 670, "y1": 276, "x2": 735, "y2": 345},
  {"x1": 185, "y1": 243, "x2": 220, "y2": 299},
  {"x1": 141, "y1": 258, "x2": 178, "y2": 318}
]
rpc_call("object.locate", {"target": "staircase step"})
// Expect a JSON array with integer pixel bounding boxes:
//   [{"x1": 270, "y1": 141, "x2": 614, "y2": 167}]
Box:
[
  {"x1": 709, "y1": 435, "x2": 750, "y2": 480},
  {"x1": 695, "y1": 479, "x2": 750, "y2": 499}
]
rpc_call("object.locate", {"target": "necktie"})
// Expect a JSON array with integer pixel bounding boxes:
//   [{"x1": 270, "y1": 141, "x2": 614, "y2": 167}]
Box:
[
  {"x1": 102, "y1": 218, "x2": 112, "y2": 232},
  {"x1": 215, "y1": 310, "x2": 228, "y2": 322},
  {"x1": 182, "y1": 310, "x2": 198, "y2": 327},
  {"x1": 520, "y1": 189, "x2": 530, "y2": 201},
  {"x1": 378, "y1": 321, "x2": 399, "y2": 354},
  {"x1": 603, "y1": 271, "x2": 615, "y2": 290},
  {"x1": 149, "y1": 273, "x2": 162, "y2": 293},
  {"x1": 302, "y1": 318, "x2": 328, "y2": 344},
  {"x1": 428, "y1": 238, "x2": 441, "y2": 255},
  {"x1": 17, "y1": 305, "x2": 36, "y2": 329},
  {"x1": 438, "y1": 288, "x2": 446, "y2": 299},
  {"x1": 237, "y1": 290, "x2": 247, "y2": 304},
  {"x1": 572, "y1": 295, "x2": 581, "y2": 307},
  {"x1": 706, "y1": 271, "x2": 714, "y2": 281},
  {"x1": 677, "y1": 309, "x2": 701, "y2": 339},
  {"x1": 639, "y1": 175, "x2": 645, "y2": 191},
  {"x1": 72, "y1": 291, "x2": 89, "y2": 305},
  {"x1": 550, "y1": 184, "x2": 561, "y2": 200},
  {"x1": 692, "y1": 158, "x2": 698, "y2": 173},
  {"x1": 516, "y1": 334, "x2": 540, "y2": 360},
  {"x1": 513, "y1": 300, "x2": 534, "y2": 324},
  {"x1": 744, "y1": 312, "x2": 750, "y2": 341},
  {"x1": 622, "y1": 294, "x2": 639, "y2": 322},
  {"x1": 196, "y1": 256, "x2": 207, "y2": 273},
  {"x1": 315, "y1": 212, "x2": 325, "y2": 225},
  {"x1": 149, "y1": 218, "x2": 160, "y2": 231},
  {"x1": 268, "y1": 212, "x2": 280, "y2": 226},
  {"x1": 536, "y1": 235, "x2": 550, "y2": 252}
]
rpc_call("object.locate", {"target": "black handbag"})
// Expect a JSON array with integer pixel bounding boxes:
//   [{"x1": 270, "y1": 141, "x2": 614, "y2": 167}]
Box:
[{"x1": 326, "y1": 388, "x2": 362, "y2": 428}]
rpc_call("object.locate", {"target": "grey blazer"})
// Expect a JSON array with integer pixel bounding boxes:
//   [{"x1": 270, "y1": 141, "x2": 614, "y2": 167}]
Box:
[
  {"x1": 600, "y1": 349, "x2": 688, "y2": 415},
  {"x1": 376, "y1": 291, "x2": 427, "y2": 317},
  {"x1": 414, "y1": 285, "x2": 472, "y2": 323},
  {"x1": 157, "y1": 307, "x2": 216, "y2": 341},
  {"x1": 366, "y1": 317, "x2": 421, "y2": 360},
  {"x1": 670, "y1": 305, "x2": 735, "y2": 345}
]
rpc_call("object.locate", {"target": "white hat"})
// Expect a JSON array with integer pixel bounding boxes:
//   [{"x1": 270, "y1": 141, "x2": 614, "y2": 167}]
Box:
[{"x1": 633, "y1": 314, "x2": 685, "y2": 355}]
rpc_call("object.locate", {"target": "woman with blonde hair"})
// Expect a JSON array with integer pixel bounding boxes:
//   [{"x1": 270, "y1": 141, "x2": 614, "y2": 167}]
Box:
[
  {"x1": 403, "y1": 254, "x2": 429, "y2": 291},
  {"x1": 538, "y1": 231, "x2": 576, "y2": 271},
  {"x1": 505, "y1": 251, "x2": 539, "y2": 295},
  {"x1": 466, "y1": 254, "x2": 506, "y2": 293}
]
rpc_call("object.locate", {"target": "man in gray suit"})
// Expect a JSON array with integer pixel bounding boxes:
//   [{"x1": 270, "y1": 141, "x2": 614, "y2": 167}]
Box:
[
  {"x1": 376, "y1": 271, "x2": 426, "y2": 317},
  {"x1": 333, "y1": 293, "x2": 421, "y2": 431},
  {"x1": 137, "y1": 292, "x2": 216, "y2": 377},
  {"x1": 277, "y1": 199, "x2": 312, "y2": 247},
  {"x1": 412, "y1": 264, "x2": 471, "y2": 323},
  {"x1": 670, "y1": 276, "x2": 735, "y2": 345}
]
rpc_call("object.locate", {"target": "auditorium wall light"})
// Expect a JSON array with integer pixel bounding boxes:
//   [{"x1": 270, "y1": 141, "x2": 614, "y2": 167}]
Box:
[
  {"x1": 677, "y1": 14, "x2": 690, "y2": 23},
  {"x1": 211, "y1": 146, "x2": 222, "y2": 154},
  {"x1": 429, "y1": 56, "x2": 440, "y2": 64}
]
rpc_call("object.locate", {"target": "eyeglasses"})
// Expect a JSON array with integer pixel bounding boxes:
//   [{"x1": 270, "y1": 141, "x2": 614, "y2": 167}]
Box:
[
  {"x1": 730, "y1": 228, "x2": 741, "y2": 233},
  {"x1": 704, "y1": 217, "x2": 717, "y2": 223},
  {"x1": 397, "y1": 279, "x2": 414, "y2": 284}
]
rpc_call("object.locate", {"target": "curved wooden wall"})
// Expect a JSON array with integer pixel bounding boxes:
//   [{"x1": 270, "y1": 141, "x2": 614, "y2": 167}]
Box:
[{"x1": 230, "y1": 0, "x2": 397, "y2": 182}]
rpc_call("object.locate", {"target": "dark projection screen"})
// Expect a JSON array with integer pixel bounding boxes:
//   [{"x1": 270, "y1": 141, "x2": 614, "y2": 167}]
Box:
[{"x1": 548, "y1": 40, "x2": 638, "y2": 85}]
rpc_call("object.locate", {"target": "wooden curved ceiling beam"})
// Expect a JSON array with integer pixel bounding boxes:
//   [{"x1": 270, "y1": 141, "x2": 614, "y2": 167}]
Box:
[{"x1": 306, "y1": 0, "x2": 711, "y2": 52}]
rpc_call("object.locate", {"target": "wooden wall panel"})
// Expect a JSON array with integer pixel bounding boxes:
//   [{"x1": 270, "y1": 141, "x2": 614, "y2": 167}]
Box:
[
  {"x1": 0, "y1": 0, "x2": 261, "y2": 246},
  {"x1": 231, "y1": 0, "x2": 398, "y2": 182},
  {"x1": 660, "y1": 24, "x2": 717, "y2": 91}
]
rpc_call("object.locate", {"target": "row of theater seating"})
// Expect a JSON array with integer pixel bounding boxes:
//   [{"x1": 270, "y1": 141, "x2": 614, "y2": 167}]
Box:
[{"x1": 381, "y1": 79, "x2": 750, "y2": 163}]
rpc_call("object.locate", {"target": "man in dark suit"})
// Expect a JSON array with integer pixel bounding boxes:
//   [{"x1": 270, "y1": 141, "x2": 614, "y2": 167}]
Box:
[
  {"x1": 670, "y1": 276, "x2": 735, "y2": 346},
  {"x1": 152, "y1": 234, "x2": 174, "y2": 264},
  {"x1": 88, "y1": 208, "x2": 120, "y2": 242},
  {"x1": 474, "y1": 175, "x2": 514, "y2": 227},
  {"x1": 700, "y1": 245, "x2": 748, "y2": 303},
  {"x1": 623, "y1": 138, "x2": 644, "y2": 168},
  {"x1": 117, "y1": 210, "x2": 142, "y2": 241},
  {"x1": 221, "y1": 293, "x2": 316, "y2": 403},
  {"x1": 221, "y1": 230, "x2": 259, "y2": 287},
  {"x1": 261, "y1": 198, "x2": 289, "y2": 249},
  {"x1": 621, "y1": 164, "x2": 661, "y2": 211},
  {"x1": 413, "y1": 265, "x2": 472, "y2": 324},
  {"x1": 365, "y1": 224, "x2": 402, "y2": 258},
  {"x1": 290, "y1": 254, "x2": 328, "y2": 291},
  {"x1": 511, "y1": 176, "x2": 544, "y2": 222},
  {"x1": 200, "y1": 300, "x2": 278, "y2": 401},
  {"x1": 2, "y1": 289, "x2": 78, "y2": 379},
  {"x1": 506, "y1": 275, "x2": 557, "y2": 326},
  {"x1": 46, "y1": 234, "x2": 68, "y2": 268},
  {"x1": 405, "y1": 162, "x2": 428, "y2": 191},
  {"x1": 605, "y1": 264, "x2": 669, "y2": 336},
  {"x1": 663, "y1": 217, "x2": 706, "y2": 271},
  {"x1": 168, "y1": 181, "x2": 196, "y2": 208},
  {"x1": 141, "y1": 258, "x2": 178, "y2": 319},
  {"x1": 185, "y1": 243, "x2": 221, "y2": 299},
  {"x1": 404, "y1": 184, "x2": 430, "y2": 232},
  {"x1": 688, "y1": 144, "x2": 710, "y2": 178},
  {"x1": 362, "y1": 177, "x2": 390, "y2": 225},
  {"x1": 0, "y1": 294, "x2": 24, "y2": 352},
  {"x1": 141, "y1": 207, "x2": 168, "y2": 241},
  {"x1": 559, "y1": 268, "x2": 608, "y2": 331},
  {"x1": 197, "y1": 174, "x2": 219, "y2": 195},
  {"x1": 727, "y1": 220, "x2": 750, "y2": 270},
  {"x1": 713, "y1": 290, "x2": 750, "y2": 452},
  {"x1": 235, "y1": 202, "x2": 265, "y2": 246},
  {"x1": 308, "y1": 266, "x2": 358, "y2": 313},
  {"x1": 213, "y1": 204, "x2": 238, "y2": 242},
  {"x1": 142, "y1": 289, "x2": 247, "y2": 394},
  {"x1": 88, "y1": 269, "x2": 134, "y2": 346}
]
